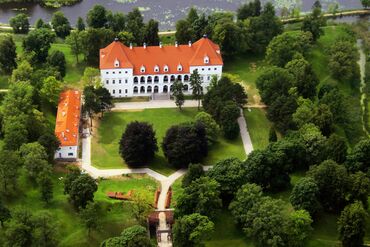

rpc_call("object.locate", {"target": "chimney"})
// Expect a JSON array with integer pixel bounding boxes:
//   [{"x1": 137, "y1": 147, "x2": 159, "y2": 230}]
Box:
[
  {"x1": 175, "y1": 41, "x2": 178, "y2": 47},
  {"x1": 188, "y1": 41, "x2": 192, "y2": 47},
  {"x1": 159, "y1": 42, "x2": 162, "y2": 48},
  {"x1": 129, "y1": 43, "x2": 133, "y2": 49},
  {"x1": 143, "y1": 42, "x2": 147, "y2": 49}
]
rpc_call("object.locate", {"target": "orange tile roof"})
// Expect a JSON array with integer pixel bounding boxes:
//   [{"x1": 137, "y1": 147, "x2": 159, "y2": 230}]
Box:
[
  {"x1": 99, "y1": 37, "x2": 223, "y2": 74},
  {"x1": 55, "y1": 90, "x2": 81, "y2": 146}
]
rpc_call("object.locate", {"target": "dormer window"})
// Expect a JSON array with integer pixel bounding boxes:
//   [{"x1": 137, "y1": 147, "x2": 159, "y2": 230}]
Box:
[
  {"x1": 140, "y1": 65, "x2": 146, "y2": 73},
  {"x1": 154, "y1": 65, "x2": 159, "y2": 72},
  {"x1": 177, "y1": 64, "x2": 182, "y2": 72},
  {"x1": 164, "y1": 65, "x2": 169, "y2": 72},
  {"x1": 114, "y1": 59, "x2": 120, "y2": 67},
  {"x1": 204, "y1": 56, "x2": 209, "y2": 64}
]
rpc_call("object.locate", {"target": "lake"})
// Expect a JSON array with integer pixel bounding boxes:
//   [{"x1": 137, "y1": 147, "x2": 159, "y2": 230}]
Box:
[{"x1": 0, "y1": 0, "x2": 363, "y2": 30}]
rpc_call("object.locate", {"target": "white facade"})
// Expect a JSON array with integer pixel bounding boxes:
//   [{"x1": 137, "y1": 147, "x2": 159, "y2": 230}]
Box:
[
  {"x1": 100, "y1": 65, "x2": 223, "y2": 98},
  {"x1": 55, "y1": 145, "x2": 78, "y2": 160}
]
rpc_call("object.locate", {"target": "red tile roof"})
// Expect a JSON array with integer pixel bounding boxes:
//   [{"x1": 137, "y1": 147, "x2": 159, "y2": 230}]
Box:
[
  {"x1": 99, "y1": 37, "x2": 223, "y2": 74},
  {"x1": 55, "y1": 90, "x2": 81, "y2": 146}
]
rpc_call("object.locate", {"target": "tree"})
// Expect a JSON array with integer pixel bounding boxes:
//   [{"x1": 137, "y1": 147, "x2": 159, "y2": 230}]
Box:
[
  {"x1": 35, "y1": 18, "x2": 50, "y2": 29},
  {"x1": 173, "y1": 213, "x2": 214, "y2": 247},
  {"x1": 106, "y1": 12, "x2": 126, "y2": 33},
  {"x1": 175, "y1": 20, "x2": 194, "y2": 44},
  {"x1": 286, "y1": 210, "x2": 313, "y2": 246},
  {"x1": 2, "y1": 81, "x2": 34, "y2": 118},
  {"x1": 23, "y1": 28, "x2": 56, "y2": 64},
  {"x1": 63, "y1": 167, "x2": 81, "y2": 195},
  {"x1": 298, "y1": 124, "x2": 327, "y2": 166},
  {"x1": 19, "y1": 142, "x2": 50, "y2": 181},
  {"x1": 190, "y1": 70, "x2": 203, "y2": 110},
  {"x1": 237, "y1": 0, "x2": 261, "y2": 20},
  {"x1": 301, "y1": 7, "x2": 326, "y2": 41},
  {"x1": 285, "y1": 56, "x2": 319, "y2": 99},
  {"x1": 328, "y1": 40, "x2": 359, "y2": 82},
  {"x1": 76, "y1": 16, "x2": 85, "y2": 31},
  {"x1": 40, "y1": 76, "x2": 63, "y2": 106},
  {"x1": 325, "y1": 134, "x2": 347, "y2": 164},
  {"x1": 308, "y1": 160, "x2": 349, "y2": 212},
  {"x1": 9, "y1": 13, "x2": 29, "y2": 34},
  {"x1": 83, "y1": 85, "x2": 100, "y2": 128},
  {"x1": 95, "y1": 87, "x2": 113, "y2": 116},
  {"x1": 220, "y1": 101, "x2": 240, "y2": 139},
  {"x1": 3, "y1": 115, "x2": 29, "y2": 151},
  {"x1": 187, "y1": 7, "x2": 199, "y2": 25},
  {"x1": 338, "y1": 201, "x2": 367, "y2": 247},
  {"x1": 182, "y1": 163, "x2": 204, "y2": 188},
  {"x1": 117, "y1": 31, "x2": 135, "y2": 46},
  {"x1": 212, "y1": 20, "x2": 247, "y2": 56},
  {"x1": 4, "y1": 208, "x2": 34, "y2": 247},
  {"x1": 32, "y1": 211, "x2": 59, "y2": 247},
  {"x1": 0, "y1": 35, "x2": 17, "y2": 74},
  {"x1": 265, "y1": 31, "x2": 312, "y2": 67},
  {"x1": 10, "y1": 60, "x2": 33, "y2": 83},
  {"x1": 162, "y1": 122, "x2": 208, "y2": 168},
  {"x1": 348, "y1": 172, "x2": 370, "y2": 208},
  {"x1": 38, "y1": 172, "x2": 53, "y2": 204},
  {"x1": 144, "y1": 19, "x2": 159, "y2": 45},
  {"x1": 319, "y1": 87, "x2": 349, "y2": 124},
  {"x1": 80, "y1": 201, "x2": 100, "y2": 236},
  {"x1": 362, "y1": 0, "x2": 370, "y2": 8},
  {"x1": 67, "y1": 174, "x2": 97, "y2": 209},
  {"x1": 101, "y1": 225, "x2": 152, "y2": 247},
  {"x1": 119, "y1": 121, "x2": 158, "y2": 167},
  {"x1": 66, "y1": 31, "x2": 84, "y2": 63},
  {"x1": 87, "y1": 5, "x2": 108, "y2": 28},
  {"x1": 269, "y1": 127, "x2": 277, "y2": 142},
  {"x1": 172, "y1": 80, "x2": 185, "y2": 110},
  {"x1": 130, "y1": 194, "x2": 153, "y2": 226},
  {"x1": 38, "y1": 131, "x2": 61, "y2": 163},
  {"x1": 208, "y1": 158, "x2": 245, "y2": 203},
  {"x1": 81, "y1": 67, "x2": 100, "y2": 87},
  {"x1": 51, "y1": 11, "x2": 71, "y2": 38},
  {"x1": 345, "y1": 138, "x2": 370, "y2": 173},
  {"x1": 47, "y1": 50, "x2": 66, "y2": 77},
  {"x1": 175, "y1": 177, "x2": 222, "y2": 218},
  {"x1": 0, "y1": 200, "x2": 11, "y2": 227},
  {"x1": 126, "y1": 8, "x2": 145, "y2": 45},
  {"x1": 195, "y1": 111, "x2": 220, "y2": 145},
  {"x1": 290, "y1": 177, "x2": 320, "y2": 216}
]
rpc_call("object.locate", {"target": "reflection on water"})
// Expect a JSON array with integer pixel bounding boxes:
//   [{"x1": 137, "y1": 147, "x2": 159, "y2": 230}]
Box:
[{"x1": 0, "y1": 0, "x2": 363, "y2": 30}]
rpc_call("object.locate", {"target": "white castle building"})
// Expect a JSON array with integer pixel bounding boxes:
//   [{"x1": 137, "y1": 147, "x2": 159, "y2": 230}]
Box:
[{"x1": 99, "y1": 36, "x2": 224, "y2": 98}]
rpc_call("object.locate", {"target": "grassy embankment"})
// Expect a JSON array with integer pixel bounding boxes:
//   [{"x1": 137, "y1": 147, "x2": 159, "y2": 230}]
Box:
[{"x1": 91, "y1": 108, "x2": 246, "y2": 176}]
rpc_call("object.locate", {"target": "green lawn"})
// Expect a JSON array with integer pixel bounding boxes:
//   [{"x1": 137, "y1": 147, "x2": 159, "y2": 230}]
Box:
[
  {"x1": 91, "y1": 108, "x2": 245, "y2": 175},
  {"x1": 2, "y1": 169, "x2": 141, "y2": 247},
  {"x1": 244, "y1": 108, "x2": 273, "y2": 150}
]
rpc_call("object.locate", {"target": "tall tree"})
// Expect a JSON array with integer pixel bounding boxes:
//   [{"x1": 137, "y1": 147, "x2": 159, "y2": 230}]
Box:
[
  {"x1": 237, "y1": 0, "x2": 261, "y2": 20},
  {"x1": 290, "y1": 177, "x2": 320, "y2": 216},
  {"x1": 10, "y1": 60, "x2": 33, "y2": 83},
  {"x1": 47, "y1": 50, "x2": 66, "y2": 77},
  {"x1": 0, "y1": 35, "x2": 17, "y2": 74},
  {"x1": 182, "y1": 163, "x2": 205, "y2": 188},
  {"x1": 22, "y1": 28, "x2": 56, "y2": 64},
  {"x1": 86, "y1": 5, "x2": 108, "y2": 28},
  {"x1": 32, "y1": 211, "x2": 59, "y2": 247},
  {"x1": 106, "y1": 12, "x2": 126, "y2": 33},
  {"x1": 345, "y1": 139, "x2": 370, "y2": 173},
  {"x1": 76, "y1": 17, "x2": 85, "y2": 31},
  {"x1": 51, "y1": 11, "x2": 71, "y2": 38},
  {"x1": 213, "y1": 20, "x2": 247, "y2": 57},
  {"x1": 67, "y1": 174, "x2": 97, "y2": 209},
  {"x1": 144, "y1": 19, "x2": 159, "y2": 46},
  {"x1": 0, "y1": 200, "x2": 11, "y2": 227},
  {"x1": 126, "y1": 8, "x2": 145, "y2": 45},
  {"x1": 19, "y1": 142, "x2": 50, "y2": 181},
  {"x1": 190, "y1": 70, "x2": 203, "y2": 110},
  {"x1": 362, "y1": 0, "x2": 370, "y2": 8},
  {"x1": 9, "y1": 13, "x2": 29, "y2": 34},
  {"x1": 0, "y1": 150, "x2": 22, "y2": 192},
  {"x1": 175, "y1": 20, "x2": 194, "y2": 44},
  {"x1": 80, "y1": 201, "x2": 100, "y2": 236},
  {"x1": 187, "y1": 7, "x2": 199, "y2": 25},
  {"x1": 172, "y1": 80, "x2": 185, "y2": 110},
  {"x1": 38, "y1": 131, "x2": 60, "y2": 163},
  {"x1": 38, "y1": 172, "x2": 53, "y2": 204},
  {"x1": 195, "y1": 111, "x2": 220, "y2": 145},
  {"x1": 301, "y1": 7, "x2": 326, "y2": 41}
]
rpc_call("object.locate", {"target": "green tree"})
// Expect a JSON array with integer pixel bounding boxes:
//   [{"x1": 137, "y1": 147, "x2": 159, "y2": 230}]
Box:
[
  {"x1": 47, "y1": 50, "x2": 66, "y2": 77},
  {"x1": 173, "y1": 213, "x2": 214, "y2": 247},
  {"x1": 4, "y1": 208, "x2": 34, "y2": 247},
  {"x1": 38, "y1": 172, "x2": 53, "y2": 204},
  {"x1": 208, "y1": 158, "x2": 245, "y2": 202},
  {"x1": 32, "y1": 211, "x2": 59, "y2": 247},
  {"x1": 195, "y1": 111, "x2": 220, "y2": 145},
  {"x1": 3, "y1": 115, "x2": 29, "y2": 151},
  {"x1": 80, "y1": 201, "x2": 100, "y2": 236},
  {"x1": 362, "y1": 0, "x2": 370, "y2": 8},
  {"x1": 298, "y1": 123, "x2": 327, "y2": 166},
  {"x1": 51, "y1": 11, "x2": 71, "y2": 38},
  {"x1": 0, "y1": 35, "x2": 17, "y2": 74},
  {"x1": 290, "y1": 177, "x2": 320, "y2": 216},
  {"x1": 348, "y1": 172, "x2": 370, "y2": 208},
  {"x1": 286, "y1": 210, "x2": 313, "y2": 246},
  {"x1": 76, "y1": 16, "x2": 85, "y2": 31},
  {"x1": 126, "y1": 8, "x2": 145, "y2": 45},
  {"x1": 213, "y1": 19, "x2": 247, "y2": 56},
  {"x1": 67, "y1": 174, "x2": 97, "y2": 209},
  {"x1": 119, "y1": 121, "x2": 158, "y2": 167},
  {"x1": 269, "y1": 127, "x2": 277, "y2": 142},
  {"x1": 38, "y1": 131, "x2": 61, "y2": 163},
  {"x1": 9, "y1": 13, "x2": 29, "y2": 34},
  {"x1": 129, "y1": 194, "x2": 153, "y2": 226},
  {"x1": 87, "y1": 5, "x2": 108, "y2": 28},
  {"x1": 237, "y1": 0, "x2": 261, "y2": 20},
  {"x1": 172, "y1": 79, "x2": 185, "y2": 110},
  {"x1": 23, "y1": 28, "x2": 56, "y2": 64},
  {"x1": 182, "y1": 163, "x2": 204, "y2": 188},
  {"x1": 301, "y1": 7, "x2": 326, "y2": 41},
  {"x1": 63, "y1": 167, "x2": 81, "y2": 195},
  {"x1": 19, "y1": 142, "x2": 50, "y2": 181},
  {"x1": 106, "y1": 12, "x2": 126, "y2": 33},
  {"x1": 187, "y1": 7, "x2": 199, "y2": 25},
  {"x1": 2, "y1": 82, "x2": 34, "y2": 118},
  {"x1": 338, "y1": 201, "x2": 367, "y2": 247},
  {"x1": 176, "y1": 177, "x2": 222, "y2": 218},
  {"x1": 101, "y1": 225, "x2": 152, "y2": 247},
  {"x1": 144, "y1": 19, "x2": 159, "y2": 46},
  {"x1": 162, "y1": 122, "x2": 208, "y2": 168},
  {"x1": 0, "y1": 200, "x2": 11, "y2": 227},
  {"x1": 95, "y1": 87, "x2": 113, "y2": 117},
  {"x1": 40, "y1": 76, "x2": 63, "y2": 106},
  {"x1": 117, "y1": 31, "x2": 135, "y2": 46},
  {"x1": 345, "y1": 138, "x2": 370, "y2": 173},
  {"x1": 10, "y1": 60, "x2": 33, "y2": 83},
  {"x1": 265, "y1": 31, "x2": 312, "y2": 67},
  {"x1": 220, "y1": 101, "x2": 240, "y2": 139},
  {"x1": 175, "y1": 20, "x2": 194, "y2": 44},
  {"x1": 81, "y1": 67, "x2": 101, "y2": 87},
  {"x1": 325, "y1": 134, "x2": 347, "y2": 164},
  {"x1": 35, "y1": 18, "x2": 50, "y2": 29},
  {"x1": 66, "y1": 31, "x2": 84, "y2": 63}
]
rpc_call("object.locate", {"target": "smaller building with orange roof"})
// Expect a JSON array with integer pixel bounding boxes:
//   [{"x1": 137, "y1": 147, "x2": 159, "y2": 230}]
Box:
[{"x1": 54, "y1": 90, "x2": 81, "y2": 160}]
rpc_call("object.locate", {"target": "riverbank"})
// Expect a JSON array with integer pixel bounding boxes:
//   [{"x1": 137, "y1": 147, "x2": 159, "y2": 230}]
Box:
[{"x1": 0, "y1": 0, "x2": 81, "y2": 8}]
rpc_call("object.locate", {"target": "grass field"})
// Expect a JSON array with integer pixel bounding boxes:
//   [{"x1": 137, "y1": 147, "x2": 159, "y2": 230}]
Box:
[
  {"x1": 2, "y1": 169, "x2": 144, "y2": 247},
  {"x1": 91, "y1": 108, "x2": 245, "y2": 175},
  {"x1": 244, "y1": 108, "x2": 272, "y2": 150}
]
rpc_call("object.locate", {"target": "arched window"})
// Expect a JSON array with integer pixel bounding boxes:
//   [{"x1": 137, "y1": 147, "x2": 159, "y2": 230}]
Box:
[
  {"x1": 140, "y1": 76, "x2": 145, "y2": 83},
  {"x1": 177, "y1": 75, "x2": 182, "y2": 81},
  {"x1": 163, "y1": 85, "x2": 168, "y2": 93},
  {"x1": 163, "y1": 76, "x2": 168, "y2": 83},
  {"x1": 204, "y1": 55, "x2": 209, "y2": 64},
  {"x1": 170, "y1": 75, "x2": 175, "y2": 82},
  {"x1": 164, "y1": 65, "x2": 169, "y2": 72},
  {"x1": 140, "y1": 65, "x2": 146, "y2": 73},
  {"x1": 147, "y1": 76, "x2": 152, "y2": 83},
  {"x1": 140, "y1": 86, "x2": 145, "y2": 93},
  {"x1": 134, "y1": 77, "x2": 138, "y2": 84},
  {"x1": 184, "y1": 75, "x2": 189, "y2": 81},
  {"x1": 184, "y1": 84, "x2": 189, "y2": 91},
  {"x1": 170, "y1": 85, "x2": 174, "y2": 92},
  {"x1": 154, "y1": 76, "x2": 159, "y2": 83},
  {"x1": 133, "y1": 86, "x2": 138, "y2": 94},
  {"x1": 147, "y1": 86, "x2": 152, "y2": 93},
  {"x1": 154, "y1": 85, "x2": 159, "y2": 93},
  {"x1": 154, "y1": 65, "x2": 159, "y2": 72},
  {"x1": 177, "y1": 64, "x2": 182, "y2": 71}
]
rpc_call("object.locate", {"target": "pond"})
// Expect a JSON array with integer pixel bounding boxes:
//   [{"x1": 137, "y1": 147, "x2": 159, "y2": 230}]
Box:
[{"x1": 0, "y1": 0, "x2": 363, "y2": 30}]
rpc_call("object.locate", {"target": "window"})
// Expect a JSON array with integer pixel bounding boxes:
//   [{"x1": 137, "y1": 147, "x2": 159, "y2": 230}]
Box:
[
  {"x1": 154, "y1": 65, "x2": 159, "y2": 72},
  {"x1": 68, "y1": 153, "x2": 74, "y2": 156},
  {"x1": 114, "y1": 59, "x2": 120, "y2": 67},
  {"x1": 113, "y1": 71, "x2": 115, "y2": 74},
  {"x1": 208, "y1": 68, "x2": 211, "y2": 71},
  {"x1": 207, "y1": 76, "x2": 210, "y2": 81},
  {"x1": 125, "y1": 71, "x2": 128, "y2": 74},
  {"x1": 119, "y1": 80, "x2": 121, "y2": 84},
  {"x1": 119, "y1": 71, "x2": 121, "y2": 74},
  {"x1": 164, "y1": 65, "x2": 169, "y2": 72},
  {"x1": 204, "y1": 55, "x2": 209, "y2": 64},
  {"x1": 177, "y1": 64, "x2": 182, "y2": 71},
  {"x1": 119, "y1": 89, "x2": 121, "y2": 94},
  {"x1": 140, "y1": 65, "x2": 146, "y2": 73},
  {"x1": 125, "y1": 79, "x2": 128, "y2": 84},
  {"x1": 106, "y1": 80, "x2": 109, "y2": 84},
  {"x1": 113, "y1": 90, "x2": 115, "y2": 94},
  {"x1": 214, "y1": 68, "x2": 217, "y2": 70},
  {"x1": 202, "y1": 68, "x2": 205, "y2": 71},
  {"x1": 112, "y1": 80, "x2": 115, "y2": 84},
  {"x1": 125, "y1": 89, "x2": 128, "y2": 93},
  {"x1": 106, "y1": 72, "x2": 109, "y2": 74}
]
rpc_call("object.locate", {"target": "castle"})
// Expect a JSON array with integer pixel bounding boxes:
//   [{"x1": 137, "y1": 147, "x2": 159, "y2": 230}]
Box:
[{"x1": 99, "y1": 36, "x2": 223, "y2": 98}]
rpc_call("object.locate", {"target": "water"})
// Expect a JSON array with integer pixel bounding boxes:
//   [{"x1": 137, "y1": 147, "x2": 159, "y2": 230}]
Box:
[{"x1": 0, "y1": 0, "x2": 363, "y2": 30}]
